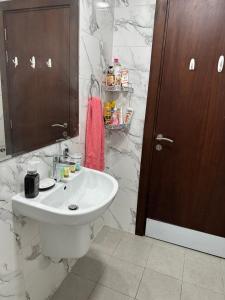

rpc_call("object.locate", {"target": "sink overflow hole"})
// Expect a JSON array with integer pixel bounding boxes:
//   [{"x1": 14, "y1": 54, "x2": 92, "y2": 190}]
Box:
[{"x1": 68, "y1": 204, "x2": 79, "y2": 211}]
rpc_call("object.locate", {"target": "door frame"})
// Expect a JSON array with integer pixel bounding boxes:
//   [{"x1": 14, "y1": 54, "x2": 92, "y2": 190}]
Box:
[
  {"x1": 136, "y1": 0, "x2": 170, "y2": 236},
  {"x1": 0, "y1": 0, "x2": 79, "y2": 156}
]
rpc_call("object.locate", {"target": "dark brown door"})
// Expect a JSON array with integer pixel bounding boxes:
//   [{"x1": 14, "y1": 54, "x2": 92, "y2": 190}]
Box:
[
  {"x1": 147, "y1": 0, "x2": 225, "y2": 237},
  {"x1": 4, "y1": 6, "x2": 70, "y2": 154}
]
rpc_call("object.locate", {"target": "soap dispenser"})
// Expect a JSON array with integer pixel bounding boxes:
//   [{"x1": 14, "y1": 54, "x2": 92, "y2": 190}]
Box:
[{"x1": 25, "y1": 161, "x2": 40, "y2": 198}]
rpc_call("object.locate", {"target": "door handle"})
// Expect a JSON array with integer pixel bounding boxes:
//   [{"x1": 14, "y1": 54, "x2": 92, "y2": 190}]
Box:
[
  {"x1": 156, "y1": 134, "x2": 174, "y2": 143},
  {"x1": 51, "y1": 122, "x2": 68, "y2": 129}
]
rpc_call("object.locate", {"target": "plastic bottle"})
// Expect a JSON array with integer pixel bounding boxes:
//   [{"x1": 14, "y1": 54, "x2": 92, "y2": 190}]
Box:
[
  {"x1": 24, "y1": 161, "x2": 40, "y2": 198},
  {"x1": 113, "y1": 58, "x2": 121, "y2": 86},
  {"x1": 106, "y1": 66, "x2": 115, "y2": 86},
  {"x1": 104, "y1": 102, "x2": 112, "y2": 124}
]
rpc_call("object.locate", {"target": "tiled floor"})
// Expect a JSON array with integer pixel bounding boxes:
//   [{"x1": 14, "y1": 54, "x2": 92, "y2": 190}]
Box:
[{"x1": 52, "y1": 226, "x2": 225, "y2": 300}]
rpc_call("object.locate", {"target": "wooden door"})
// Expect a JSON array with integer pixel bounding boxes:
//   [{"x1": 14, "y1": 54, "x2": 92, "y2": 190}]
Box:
[
  {"x1": 141, "y1": 0, "x2": 225, "y2": 238},
  {"x1": 4, "y1": 6, "x2": 70, "y2": 154}
]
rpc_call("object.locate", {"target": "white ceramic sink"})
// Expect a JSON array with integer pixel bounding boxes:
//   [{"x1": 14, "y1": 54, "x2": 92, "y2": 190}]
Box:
[{"x1": 12, "y1": 167, "x2": 118, "y2": 258}]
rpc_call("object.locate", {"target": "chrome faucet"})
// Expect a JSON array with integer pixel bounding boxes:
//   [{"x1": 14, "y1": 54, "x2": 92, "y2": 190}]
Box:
[
  {"x1": 35, "y1": 147, "x2": 72, "y2": 182},
  {"x1": 52, "y1": 150, "x2": 73, "y2": 182}
]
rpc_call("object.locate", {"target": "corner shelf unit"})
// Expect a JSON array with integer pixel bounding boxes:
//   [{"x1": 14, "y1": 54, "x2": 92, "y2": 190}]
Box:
[
  {"x1": 102, "y1": 83, "x2": 134, "y2": 131},
  {"x1": 102, "y1": 85, "x2": 134, "y2": 93},
  {"x1": 104, "y1": 124, "x2": 131, "y2": 131}
]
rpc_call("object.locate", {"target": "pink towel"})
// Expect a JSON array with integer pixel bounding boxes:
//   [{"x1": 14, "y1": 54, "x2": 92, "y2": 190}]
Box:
[{"x1": 84, "y1": 97, "x2": 105, "y2": 171}]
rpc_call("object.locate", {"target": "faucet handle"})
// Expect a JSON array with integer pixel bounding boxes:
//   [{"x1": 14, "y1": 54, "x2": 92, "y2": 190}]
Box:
[
  {"x1": 63, "y1": 147, "x2": 69, "y2": 159},
  {"x1": 53, "y1": 155, "x2": 60, "y2": 162}
]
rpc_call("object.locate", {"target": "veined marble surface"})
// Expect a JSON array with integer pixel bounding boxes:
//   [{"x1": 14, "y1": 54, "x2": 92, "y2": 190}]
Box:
[
  {"x1": 0, "y1": 0, "x2": 114, "y2": 299},
  {"x1": 0, "y1": 73, "x2": 7, "y2": 161},
  {"x1": 103, "y1": 0, "x2": 156, "y2": 233}
]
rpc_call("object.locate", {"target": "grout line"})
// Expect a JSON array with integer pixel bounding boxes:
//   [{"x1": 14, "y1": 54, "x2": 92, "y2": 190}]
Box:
[
  {"x1": 179, "y1": 250, "x2": 186, "y2": 299},
  {"x1": 134, "y1": 265, "x2": 145, "y2": 300},
  {"x1": 87, "y1": 282, "x2": 98, "y2": 300},
  {"x1": 134, "y1": 268, "x2": 146, "y2": 299},
  {"x1": 220, "y1": 259, "x2": 225, "y2": 295},
  {"x1": 97, "y1": 281, "x2": 136, "y2": 299},
  {"x1": 111, "y1": 237, "x2": 123, "y2": 256},
  {"x1": 183, "y1": 281, "x2": 225, "y2": 296}
]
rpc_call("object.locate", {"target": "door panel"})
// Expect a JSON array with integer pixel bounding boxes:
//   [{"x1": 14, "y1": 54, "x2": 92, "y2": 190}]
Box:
[
  {"x1": 4, "y1": 7, "x2": 70, "y2": 154},
  {"x1": 147, "y1": 0, "x2": 225, "y2": 237}
]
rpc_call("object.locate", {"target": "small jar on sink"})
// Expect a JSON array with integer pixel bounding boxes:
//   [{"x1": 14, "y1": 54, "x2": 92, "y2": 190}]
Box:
[{"x1": 70, "y1": 153, "x2": 82, "y2": 171}]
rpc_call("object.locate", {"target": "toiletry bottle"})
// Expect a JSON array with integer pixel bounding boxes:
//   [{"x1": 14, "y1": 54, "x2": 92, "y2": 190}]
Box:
[
  {"x1": 64, "y1": 166, "x2": 70, "y2": 178},
  {"x1": 106, "y1": 66, "x2": 115, "y2": 86},
  {"x1": 25, "y1": 161, "x2": 40, "y2": 198},
  {"x1": 124, "y1": 107, "x2": 134, "y2": 125},
  {"x1": 119, "y1": 106, "x2": 123, "y2": 125},
  {"x1": 113, "y1": 58, "x2": 121, "y2": 86},
  {"x1": 121, "y1": 68, "x2": 129, "y2": 88},
  {"x1": 111, "y1": 104, "x2": 119, "y2": 126},
  {"x1": 71, "y1": 153, "x2": 82, "y2": 171},
  {"x1": 104, "y1": 102, "x2": 112, "y2": 124}
]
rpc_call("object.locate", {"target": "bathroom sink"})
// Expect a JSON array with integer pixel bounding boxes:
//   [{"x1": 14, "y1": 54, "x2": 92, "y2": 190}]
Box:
[{"x1": 12, "y1": 167, "x2": 118, "y2": 258}]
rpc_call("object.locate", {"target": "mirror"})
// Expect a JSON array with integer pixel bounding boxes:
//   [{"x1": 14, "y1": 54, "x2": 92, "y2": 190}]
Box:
[{"x1": 0, "y1": 0, "x2": 79, "y2": 162}]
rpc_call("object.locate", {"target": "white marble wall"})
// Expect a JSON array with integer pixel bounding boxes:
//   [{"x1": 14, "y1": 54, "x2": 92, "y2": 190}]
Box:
[
  {"x1": 0, "y1": 73, "x2": 7, "y2": 160},
  {"x1": 0, "y1": 1, "x2": 114, "y2": 299},
  {"x1": 103, "y1": 0, "x2": 156, "y2": 233}
]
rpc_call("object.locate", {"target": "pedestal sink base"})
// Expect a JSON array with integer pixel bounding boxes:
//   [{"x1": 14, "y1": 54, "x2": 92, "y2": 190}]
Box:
[{"x1": 39, "y1": 223, "x2": 91, "y2": 258}]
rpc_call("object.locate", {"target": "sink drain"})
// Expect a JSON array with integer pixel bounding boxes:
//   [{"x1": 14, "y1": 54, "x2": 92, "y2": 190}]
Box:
[{"x1": 68, "y1": 204, "x2": 79, "y2": 211}]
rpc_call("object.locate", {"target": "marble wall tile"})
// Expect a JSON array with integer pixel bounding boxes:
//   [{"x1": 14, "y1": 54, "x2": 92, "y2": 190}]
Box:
[
  {"x1": 0, "y1": 208, "x2": 26, "y2": 299},
  {"x1": 113, "y1": 3, "x2": 156, "y2": 47},
  {"x1": 103, "y1": 1, "x2": 156, "y2": 233},
  {"x1": 79, "y1": 32, "x2": 104, "y2": 80},
  {"x1": 0, "y1": 73, "x2": 6, "y2": 155},
  {"x1": 115, "y1": 0, "x2": 156, "y2": 8}
]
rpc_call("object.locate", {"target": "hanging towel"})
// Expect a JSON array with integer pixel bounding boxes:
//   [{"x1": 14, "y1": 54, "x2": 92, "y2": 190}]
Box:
[{"x1": 84, "y1": 97, "x2": 105, "y2": 171}]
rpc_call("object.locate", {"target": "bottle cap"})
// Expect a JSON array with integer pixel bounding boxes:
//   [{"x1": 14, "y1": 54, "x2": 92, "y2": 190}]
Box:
[{"x1": 27, "y1": 160, "x2": 39, "y2": 174}]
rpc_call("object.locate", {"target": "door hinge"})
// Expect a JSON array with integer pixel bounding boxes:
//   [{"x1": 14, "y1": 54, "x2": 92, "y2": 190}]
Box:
[
  {"x1": 10, "y1": 120, "x2": 13, "y2": 129},
  {"x1": 5, "y1": 50, "x2": 8, "y2": 63},
  {"x1": 4, "y1": 28, "x2": 7, "y2": 41}
]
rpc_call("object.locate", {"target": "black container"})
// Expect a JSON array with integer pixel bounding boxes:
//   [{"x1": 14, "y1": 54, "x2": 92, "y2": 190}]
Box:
[{"x1": 25, "y1": 171, "x2": 40, "y2": 198}]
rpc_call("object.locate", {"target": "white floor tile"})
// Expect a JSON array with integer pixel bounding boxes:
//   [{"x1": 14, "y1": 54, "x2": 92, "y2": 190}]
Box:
[
  {"x1": 147, "y1": 242, "x2": 185, "y2": 279},
  {"x1": 113, "y1": 234, "x2": 152, "y2": 267},
  {"x1": 89, "y1": 285, "x2": 133, "y2": 300},
  {"x1": 91, "y1": 226, "x2": 124, "y2": 255},
  {"x1": 99, "y1": 256, "x2": 144, "y2": 297},
  {"x1": 185, "y1": 249, "x2": 222, "y2": 267},
  {"x1": 181, "y1": 282, "x2": 225, "y2": 300},
  {"x1": 71, "y1": 248, "x2": 110, "y2": 282},
  {"x1": 136, "y1": 269, "x2": 181, "y2": 300},
  {"x1": 183, "y1": 255, "x2": 224, "y2": 293},
  {"x1": 51, "y1": 273, "x2": 96, "y2": 300}
]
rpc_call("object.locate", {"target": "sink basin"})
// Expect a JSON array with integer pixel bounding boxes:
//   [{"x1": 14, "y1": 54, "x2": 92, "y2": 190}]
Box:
[{"x1": 12, "y1": 167, "x2": 118, "y2": 258}]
